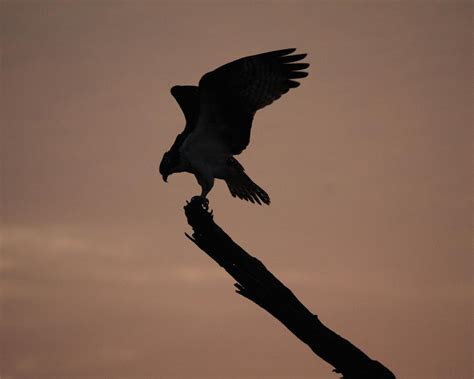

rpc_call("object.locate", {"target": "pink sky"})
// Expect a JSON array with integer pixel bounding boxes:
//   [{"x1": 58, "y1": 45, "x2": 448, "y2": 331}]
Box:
[{"x1": 2, "y1": 2, "x2": 472, "y2": 379}]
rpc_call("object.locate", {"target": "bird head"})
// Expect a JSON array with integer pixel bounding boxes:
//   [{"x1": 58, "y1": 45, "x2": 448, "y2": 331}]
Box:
[{"x1": 159, "y1": 150, "x2": 180, "y2": 182}]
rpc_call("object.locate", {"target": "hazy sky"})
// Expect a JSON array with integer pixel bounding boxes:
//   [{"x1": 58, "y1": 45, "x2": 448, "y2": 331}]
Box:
[{"x1": 1, "y1": 2, "x2": 472, "y2": 379}]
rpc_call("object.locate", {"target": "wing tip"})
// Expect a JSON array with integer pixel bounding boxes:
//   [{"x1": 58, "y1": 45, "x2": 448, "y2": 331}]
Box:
[
  {"x1": 282, "y1": 47, "x2": 297, "y2": 55},
  {"x1": 281, "y1": 54, "x2": 309, "y2": 64},
  {"x1": 267, "y1": 48, "x2": 297, "y2": 57},
  {"x1": 170, "y1": 85, "x2": 185, "y2": 98},
  {"x1": 289, "y1": 71, "x2": 309, "y2": 79},
  {"x1": 287, "y1": 80, "x2": 301, "y2": 88}
]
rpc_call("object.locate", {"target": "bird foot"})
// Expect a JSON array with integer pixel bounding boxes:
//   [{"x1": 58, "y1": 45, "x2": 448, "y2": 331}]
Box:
[{"x1": 191, "y1": 195, "x2": 209, "y2": 210}]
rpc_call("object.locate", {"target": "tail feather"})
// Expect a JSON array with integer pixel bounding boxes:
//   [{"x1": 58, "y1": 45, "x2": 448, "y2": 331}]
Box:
[{"x1": 225, "y1": 171, "x2": 270, "y2": 205}]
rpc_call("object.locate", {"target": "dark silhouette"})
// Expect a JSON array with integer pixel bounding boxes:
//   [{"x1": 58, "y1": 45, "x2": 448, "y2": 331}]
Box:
[
  {"x1": 184, "y1": 198, "x2": 396, "y2": 379},
  {"x1": 159, "y1": 48, "x2": 309, "y2": 206}
]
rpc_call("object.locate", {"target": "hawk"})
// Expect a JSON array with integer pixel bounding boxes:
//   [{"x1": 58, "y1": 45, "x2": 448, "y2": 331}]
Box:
[{"x1": 159, "y1": 48, "x2": 309, "y2": 206}]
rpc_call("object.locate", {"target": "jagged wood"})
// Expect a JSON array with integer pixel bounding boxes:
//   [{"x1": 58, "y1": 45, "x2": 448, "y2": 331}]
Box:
[{"x1": 184, "y1": 198, "x2": 395, "y2": 379}]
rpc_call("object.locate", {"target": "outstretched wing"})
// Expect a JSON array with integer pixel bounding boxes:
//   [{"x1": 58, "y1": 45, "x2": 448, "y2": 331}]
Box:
[
  {"x1": 169, "y1": 85, "x2": 200, "y2": 150},
  {"x1": 197, "y1": 48, "x2": 309, "y2": 154}
]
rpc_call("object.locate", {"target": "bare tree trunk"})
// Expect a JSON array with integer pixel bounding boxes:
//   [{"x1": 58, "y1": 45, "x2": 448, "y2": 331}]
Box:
[{"x1": 184, "y1": 198, "x2": 396, "y2": 379}]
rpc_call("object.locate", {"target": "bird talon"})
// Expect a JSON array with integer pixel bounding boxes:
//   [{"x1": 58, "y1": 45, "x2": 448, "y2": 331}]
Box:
[{"x1": 191, "y1": 196, "x2": 209, "y2": 210}]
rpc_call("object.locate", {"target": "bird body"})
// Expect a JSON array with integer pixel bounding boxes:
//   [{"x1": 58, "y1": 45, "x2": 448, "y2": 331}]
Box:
[{"x1": 160, "y1": 48, "x2": 309, "y2": 205}]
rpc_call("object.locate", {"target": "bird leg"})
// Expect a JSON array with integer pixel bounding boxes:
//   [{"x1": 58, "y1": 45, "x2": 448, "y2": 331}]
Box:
[{"x1": 193, "y1": 173, "x2": 213, "y2": 210}]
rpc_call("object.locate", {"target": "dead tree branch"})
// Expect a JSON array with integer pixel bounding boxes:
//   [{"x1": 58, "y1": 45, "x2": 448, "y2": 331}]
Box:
[{"x1": 184, "y1": 198, "x2": 396, "y2": 379}]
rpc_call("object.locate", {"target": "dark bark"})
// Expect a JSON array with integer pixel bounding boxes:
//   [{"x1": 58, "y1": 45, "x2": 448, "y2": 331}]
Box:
[{"x1": 184, "y1": 198, "x2": 396, "y2": 379}]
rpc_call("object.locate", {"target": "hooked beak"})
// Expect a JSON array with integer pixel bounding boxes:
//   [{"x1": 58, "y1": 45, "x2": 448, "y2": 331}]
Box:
[{"x1": 162, "y1": 173, "x2": 168, "y2": 183}]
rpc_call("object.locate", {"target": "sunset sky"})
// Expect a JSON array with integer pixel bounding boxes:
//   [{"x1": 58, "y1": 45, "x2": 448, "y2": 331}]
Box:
[{"x1": 2, "y1": 2, "x2": 472, "y2": 379}]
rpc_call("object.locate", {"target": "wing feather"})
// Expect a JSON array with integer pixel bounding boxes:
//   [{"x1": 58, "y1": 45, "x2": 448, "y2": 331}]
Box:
[
  {"x1": 169, "y1": 85, "x2": 200, "y2": 150},
  {"x1": 197, "y1": 48, "x2": 309, "y2": 154}
]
